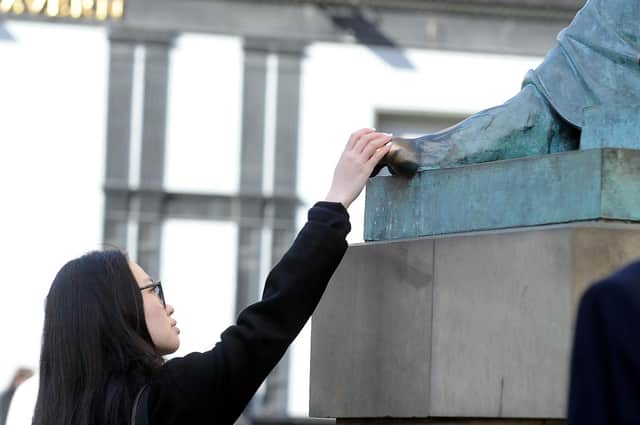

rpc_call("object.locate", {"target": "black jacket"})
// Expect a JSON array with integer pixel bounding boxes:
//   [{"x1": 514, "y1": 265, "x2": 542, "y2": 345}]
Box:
[
  {"x1": 567, "y1": 260, "x2": 640, "y2": 425},
  {"x1": 140, "y1": 202, "x2": 350, "y2": 425}
]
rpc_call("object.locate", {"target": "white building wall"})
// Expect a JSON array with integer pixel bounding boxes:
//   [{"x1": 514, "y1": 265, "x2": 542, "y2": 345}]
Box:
[
  {"x1": 0, "y1": 21, "x2": 106, "y2": 389},
  {"x1": 160, "y1": 219, "x2": 238, "y2": 359},
  {"x1": 164, "y1": 34, "x2": 243, "y2": 195}
]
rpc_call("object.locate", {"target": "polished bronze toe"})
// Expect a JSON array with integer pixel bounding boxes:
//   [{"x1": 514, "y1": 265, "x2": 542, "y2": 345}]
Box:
[{"x1": 370, "y1": 137, "x2": 418, "y2": 178}]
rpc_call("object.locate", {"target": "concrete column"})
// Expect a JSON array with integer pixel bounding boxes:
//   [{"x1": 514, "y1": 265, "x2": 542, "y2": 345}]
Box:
[
  {"x1": 261, "y1": 42, "x2": 306, "y2": 417},
  {"x1": 269, "y1": 43, "x2": 305, "y2": 266},
  {"x1": 103, "y1": 37, "x2": 135, "y2": 250},
  {"x1": 236, "y1": 38, "x2": 307, "y2": 416},
  {"x1": 136, "y1": 35, "x2": 173, "y2": 277},
  {"x1": 235, "y1": 39, "x2": 274, "y2": 416},
  {"x1": 235, "y1": 39, "x2": 269, "y2": 317},
  {"x1": 272, "y1": 45, "x2": 303, "y2": 198}
]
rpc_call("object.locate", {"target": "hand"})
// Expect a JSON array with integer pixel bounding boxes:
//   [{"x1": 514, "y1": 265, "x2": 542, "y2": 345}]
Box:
[{"x1": 325, "y1": 128, "x2": 392, "y2": 208}]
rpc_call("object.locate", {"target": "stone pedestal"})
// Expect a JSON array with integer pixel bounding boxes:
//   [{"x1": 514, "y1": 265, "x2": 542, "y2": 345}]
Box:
[
  {"x1": 310, "y1": 149, "x2": 640, "y2": 424},
  {"x1": 365, "y1": 148, "x2": 640, "y2": 241}
]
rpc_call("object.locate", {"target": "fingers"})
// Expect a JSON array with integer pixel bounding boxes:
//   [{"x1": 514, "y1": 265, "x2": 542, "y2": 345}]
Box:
[
  {"x1": 366, "y1": 143, "x2": 391, "y2": 170},
  {"x1": 353, "y1": 131, "x2": 385, "y2": 153},
  {"x1": 346, "y1": 128, "x2": 375, "y2": 150},
  {"x1": 362, "y1": 133, "x2": 392, "y2": 159},
  {"x1": 325, "y1": 129, "x2": 393, "y2": 208},
  {"x1": 347, "y1": 129, "x2": 392, "y2": 176}
]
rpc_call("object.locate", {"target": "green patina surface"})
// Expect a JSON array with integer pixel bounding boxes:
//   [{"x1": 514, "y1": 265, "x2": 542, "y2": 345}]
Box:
[
  {"x1": 581, "y1": 106, "x2": 640, "y2": 150},
  {"x1": 364, "y1": 148, "x2": 640, "y2": 241}
]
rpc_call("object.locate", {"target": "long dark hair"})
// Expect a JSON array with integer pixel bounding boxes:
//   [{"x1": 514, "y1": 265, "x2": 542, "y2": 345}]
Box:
[{"x1": 33, "y1": 250, "x2": 162, "y2": 425}]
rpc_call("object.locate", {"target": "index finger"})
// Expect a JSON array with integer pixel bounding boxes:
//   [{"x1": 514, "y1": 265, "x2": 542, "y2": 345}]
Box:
[{"x1": 346, "y1": 128, "x2": 375, "y2": 150}]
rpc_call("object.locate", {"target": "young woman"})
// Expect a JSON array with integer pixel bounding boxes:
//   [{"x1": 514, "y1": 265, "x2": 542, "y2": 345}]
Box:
[{"x1": 32, "y1": 129, "x2": 392, "y2": 425}]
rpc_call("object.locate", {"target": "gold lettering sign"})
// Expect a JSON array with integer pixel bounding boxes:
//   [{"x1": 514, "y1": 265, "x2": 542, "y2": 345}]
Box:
[{"x1": 0, "y1": 0, "x2": 123, "y2": 19}]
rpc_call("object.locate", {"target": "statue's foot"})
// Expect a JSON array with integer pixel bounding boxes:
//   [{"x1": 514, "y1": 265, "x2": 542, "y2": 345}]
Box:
[
  {"x1": 370, "y1": 85, "x2": 578, "y2": 178},
  {"x1": 371, "y1": 137, "x2": 419, "y2": 178},
  {"x1": 396, "y1": 85, "x2": 578, "y2": 174}
]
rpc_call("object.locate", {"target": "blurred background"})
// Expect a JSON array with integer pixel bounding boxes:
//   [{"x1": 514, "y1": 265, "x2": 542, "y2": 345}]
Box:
[{"x1": 0, "y1": 0, "x2": 583, "y2": 423}]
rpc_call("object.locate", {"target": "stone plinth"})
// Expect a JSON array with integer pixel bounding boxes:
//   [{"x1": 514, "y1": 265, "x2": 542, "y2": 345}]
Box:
[
  {"x1": 364, "y1": 149, "x2": 640, "y2": 241},
  {"x1": 310, "y1": 223, "x2": 640, "y2": 421}
]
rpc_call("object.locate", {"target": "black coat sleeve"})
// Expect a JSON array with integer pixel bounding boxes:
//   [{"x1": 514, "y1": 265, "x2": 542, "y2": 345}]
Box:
[
  {"x1": 146, "y1": 202, "x2": 350, "y2": 425},
  {"x1": 567, "y1": 261, "x2": 640, "y2": 425}
]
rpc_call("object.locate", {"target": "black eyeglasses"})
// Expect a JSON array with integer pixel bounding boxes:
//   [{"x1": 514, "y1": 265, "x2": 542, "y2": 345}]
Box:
[{"x1": 140, "y1": 281, "x2": 166, "y2": 308}]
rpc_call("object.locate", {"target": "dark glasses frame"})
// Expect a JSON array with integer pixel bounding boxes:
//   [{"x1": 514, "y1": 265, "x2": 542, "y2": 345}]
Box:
[{"x1": 139, "y1": 281, "x2": 166, "y2": 308}]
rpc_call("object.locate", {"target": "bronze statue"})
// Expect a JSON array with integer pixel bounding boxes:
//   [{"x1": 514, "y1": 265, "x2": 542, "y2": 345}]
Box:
[{"x1": 379, "y1": 0, "x2": 640, "y2": 178}]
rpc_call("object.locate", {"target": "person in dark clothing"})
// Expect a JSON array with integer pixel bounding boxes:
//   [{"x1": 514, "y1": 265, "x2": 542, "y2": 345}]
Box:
[
  {"x1": 567, "y1": 261, "x2": 640, "y2": 425},
  {"x1": 0, "y1": 368, "x2": 33, "y2": 425},
  {"x1": 32, "y1": 128, "x2": 392, "y2": 425}
]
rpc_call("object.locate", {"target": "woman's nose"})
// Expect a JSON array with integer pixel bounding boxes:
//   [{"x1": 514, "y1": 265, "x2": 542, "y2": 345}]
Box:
[{"x1": 166, "y1": 304, "x2": 175, "y2": 315}]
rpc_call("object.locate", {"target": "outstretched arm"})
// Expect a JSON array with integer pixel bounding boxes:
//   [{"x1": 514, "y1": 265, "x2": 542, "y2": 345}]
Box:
[{"x1": 148, "y1": 129, "x2": 392, "y2": 425}]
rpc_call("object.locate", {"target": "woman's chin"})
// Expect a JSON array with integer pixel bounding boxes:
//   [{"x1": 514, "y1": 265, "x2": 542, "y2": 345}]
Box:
[{"x1": 158, "y1": 339, "x2": 180, "y2": 356}]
